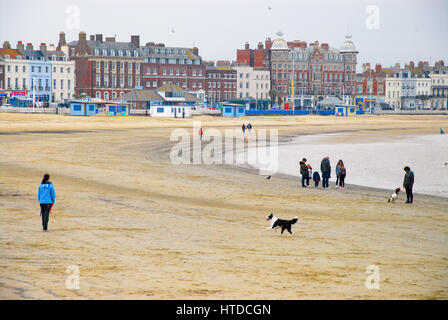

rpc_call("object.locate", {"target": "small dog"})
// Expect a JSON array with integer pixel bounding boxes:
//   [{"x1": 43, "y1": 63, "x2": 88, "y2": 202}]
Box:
[
  {"x1": 265, "y1": 213, "x2": 298, "y2": 235},
  {"x1": 388, "y1": 188, "x2": 401, "y2": 203}
]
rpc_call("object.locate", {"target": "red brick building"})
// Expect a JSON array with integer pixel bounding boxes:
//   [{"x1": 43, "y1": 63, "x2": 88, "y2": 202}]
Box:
[
  {"x1": 354, "y1": 63, "x2": 386, "y2": 105},
  {"x1": 236, "y1": 38, "x2": 272, "y2": 68},
  {"x1": 205, "y1": 61, "x2": 237, "y2": 102},
  {"x1": 140, "y1": 43, "x2": 206, "y2": 99},
  {"x1": 64, "y1": 32, "x2": 144, "y2": 100}
]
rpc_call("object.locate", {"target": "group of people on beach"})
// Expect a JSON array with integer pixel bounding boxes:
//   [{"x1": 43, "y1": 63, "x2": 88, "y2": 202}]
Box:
[
  {"x1": 299, "y1": 157, "x2": 346, "y2": 190},
  {"x1": 242, "y1": 123, "x2": 252, "y2": 134}
]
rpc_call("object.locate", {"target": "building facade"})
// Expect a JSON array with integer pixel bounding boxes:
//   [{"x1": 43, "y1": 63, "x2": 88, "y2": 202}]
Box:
[
  {"x1": 24, "y1": 43, "x2": 52, "y2": 102},
  {"x1": 205, "y1": 62, "x2": 237, "y2": 103},
  {"x1": 0, "y1": 41, "x2": 29, "y2": 101},
  {"x1": 66, "y1": 32, "x2": 144, "y2": 101},
  {"x1": 429, "y1": 73, "x2": 448, "y2": 109},
  {"x1": 233, "y1": 64, "x2": 270, "y2": 100},
  {"x1": 140, "y1": 43, "x2": 206, "y2": 98},
  {"x1": 270, "y1": 34, "x2": 358, "y2": 107},
  {"x1": 385, "y1": 69, "x2": 417, "y2": 109},
  {"x1": 354, "y1": 63, "x2": 385, "y2": 106}
]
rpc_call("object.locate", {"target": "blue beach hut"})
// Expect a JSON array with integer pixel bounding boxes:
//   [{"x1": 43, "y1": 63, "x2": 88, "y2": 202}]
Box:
[{"x1": 222, "y1": 103, "x2": 246, "y2": 117}]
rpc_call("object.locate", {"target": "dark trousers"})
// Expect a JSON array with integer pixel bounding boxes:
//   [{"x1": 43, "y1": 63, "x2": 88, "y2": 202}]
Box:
[
  {"x1": 339, "y1": 174, "x2": 345, "y2": 187},
  {"x1": 322, "y1": 177, "x2": 329, "y2": 188},
  {"x1": 314, "y1": 180, "x2": 319, "y2": 187},
  {"x1": 301, "y1": 174, "x2": 309, "y2": 187},
  {"x1": 40, "y1": 203, "x2": 52, "y2": 230},
  {"x1": 405, "y1": 186, "x2": 413, "y2": 203}
]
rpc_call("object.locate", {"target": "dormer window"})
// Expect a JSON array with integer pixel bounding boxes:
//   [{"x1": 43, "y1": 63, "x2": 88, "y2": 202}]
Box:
[
  {"x1": 111, "y1": 50, "x2": 115, "y2": 56},
  {"x1": 118, "y1": 50, "x2": 123, "y2": 56},
  {"x1": 102, "y1": 49, "x2": 107, "y2": 56},
  {"x1": 126, "y1": 50, "x2": 131, "y2": 56},
  {"x1": 134, "y1": 51, "x2": 139, "y2": 57},
  {"x1": 94, "y1": 49, "x2": 99, "y2": 55}
]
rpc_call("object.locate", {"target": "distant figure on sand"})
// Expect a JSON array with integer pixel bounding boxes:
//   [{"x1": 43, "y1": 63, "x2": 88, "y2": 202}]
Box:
[
  {"x1": 38, "y1": 173, "x2": 56, "y2": 231},
  {"x1": 441, "y1": 128, "x2": 445, "y2": 134},
  {"x1": 403, "y1": 166, "x2": 415, "y2": 203},
  {"x1": 338, "y1": 161, "x2": 346, "y2": 190},
  {"x1": 199, "y1": 127, "x2": 204, "y2": 141},
  {"x1": 247, "y1": 123, "x2": 252, "y2": 132},
  {"x1": 299, "y1": 158, "x2": 309, "y2": 188},
  {"x1": 313, "y1": 171, "x2": 321, "y2": 188},
  {"x1": 242, "y1": 124, "x2": 246, "y2": 134},
  {"x1": 307, "y1": 164, "x2": 312, "y2": 186},
  {"x1": 320, "y1": 156, "x2": 331, "y2": 188}
]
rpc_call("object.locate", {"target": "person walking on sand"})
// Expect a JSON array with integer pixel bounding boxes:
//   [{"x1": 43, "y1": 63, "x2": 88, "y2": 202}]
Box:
[
  {"x1": 320, "y1": 156, "x2": 331, "y2": 189},
  {"x1": 38, "y1": 173, "x2": 56, "y2": 231},
  {"x1": 247, "y1": 123, "x2": 252, "y2": 132},
  {"x1": 441, "y1": 128, "x2": 445, "y2": 134},
  {"x1": 338, "y1": 161, "x2": 346, "y2": 190},
  {"x1": 299, "y1": 158, "x2": 309, "y2": 188},
  {"x1": 403, "y1": 166, "x2": 414, "y2": 203},
  {"x1": 242, "y1": 124, "x2": 246, "y2": 134},
  {"x1": 198, "y1": 127, "x2": 204, "y2": 141}
]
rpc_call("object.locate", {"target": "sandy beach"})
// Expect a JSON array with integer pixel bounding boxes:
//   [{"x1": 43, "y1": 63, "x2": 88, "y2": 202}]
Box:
[{"x1": 0, "y1": 113, "x2": 447, "y2": 299}]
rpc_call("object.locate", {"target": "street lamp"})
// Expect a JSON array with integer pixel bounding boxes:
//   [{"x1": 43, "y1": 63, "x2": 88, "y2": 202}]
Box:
[{"x1": 288, "y1": 51, "x2": 298, "y2": 115}]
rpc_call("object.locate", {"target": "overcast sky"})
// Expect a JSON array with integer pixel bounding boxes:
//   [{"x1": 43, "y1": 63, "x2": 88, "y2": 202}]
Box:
[{"x1": 1, "y1": 0, "x2": 447, "y2": 71}]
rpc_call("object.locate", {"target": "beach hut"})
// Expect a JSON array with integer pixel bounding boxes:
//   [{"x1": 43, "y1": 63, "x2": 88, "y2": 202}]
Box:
[
  {"x1": 149, "y1": 105, "x2": 192, "y2": 118},
  {"x1": 335, "y1": 105, "x2": 357, "y2": 117},
  {"x1": 222, "y1": 103, "x2": 246, "y2": 117},
  {"x1": 105, "y1": 102, "x2": 130, "y2": 116},
  {"x1": 70, "y1": 101, "x2": 98, "y2": 116}
]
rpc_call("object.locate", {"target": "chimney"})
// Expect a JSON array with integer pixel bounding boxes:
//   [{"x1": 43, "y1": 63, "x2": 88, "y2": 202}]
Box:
[
  {"x1": 26, "y1": 43, "x2": 33, "y2": 51},
  {"x1": 90, "y1": 35, "x2": 95, "y2": 41},
  {"x1": 79, "y1": 31, "x2": 87, "y2": 43},
  {"x1": 106, "y1": 37, "x2": 116, "y2": 42},
  {"x1": 3, "y1": 41, "x2": 11, "y2": 49},
  {"x1": 321, "y1": 43, "x2": 329, "y2": 50},
  {"x1": 244, "y1": 42, "x2": 249, "y2": 50},
  {"x1": 57, "y1": 32, "x2": 66, "y2": 50},
  {"x1": 146, "y1": 42, "x2": 155, "y2": 47},
  {"x1": 192, "y1": 47, "x2": 198, "y2": 56},
  {"x1": 375, "y1": 63, "x2": 382, "y2": 74},
  {"x1": 265, "y1": 37, "x2": 272, "y2": 50},
  {"x1": 95, "y1": 34, "x2": 103, "y2": 42},
  {"x1": 16, "y1": 41, "x2": 25, "y2": 54},
  {"x1": 156, "y1": 43, "x2": 165, "y2": 47},
  {"x1": 257, "y1": 42, "x2": 263, "y2": 50},
  {"x1": 131, "y1": 35, "x2": 140, "y2": 48},
  {"x1": 40, "y1": 43, "x2": 47, "y2": 55},
  {"x1": 48, "y1": 44, "x2": 55, "y2": 51}
]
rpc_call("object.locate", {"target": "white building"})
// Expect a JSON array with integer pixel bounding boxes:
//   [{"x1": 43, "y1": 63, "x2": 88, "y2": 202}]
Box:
[
  {"x1": 233, "y1": 64, "x2": 270, "y2": 100},
  {"x1": 415, "y1": 77, "x2": 431, "y2": 109},
  {"x1": 0, "y1": 42, "x2": 30, "y2": 100},
  {"x1": 385, "y1": 69, "x2": 417, "y2": 109},
  {"x1": 429, "y1": 73, "x2": 448, "y2": 109},
  {"x1": 49, "y1": 45, "x2": 75, "y2": 103}
]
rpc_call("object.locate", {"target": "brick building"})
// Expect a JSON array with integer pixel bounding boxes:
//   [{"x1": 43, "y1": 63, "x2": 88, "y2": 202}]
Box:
[
  {"x1": 205, "y1": 61, "x2": 237, "y2": 103},
  {"x1": 140, "y1": 43, "x2": 206, "y2": 102},
  {"x1": 65, "y1": 32, "x2": 144, "y2": 100},
  {"x1": 270, "y1": 34, "x2": 358, "y2": 107},
  {"x1": 236, "y1": 38, "x2": 272, "y2": 68},
  {"x1": 354, "y1": 63, "x2": 386, "y2": 106}
]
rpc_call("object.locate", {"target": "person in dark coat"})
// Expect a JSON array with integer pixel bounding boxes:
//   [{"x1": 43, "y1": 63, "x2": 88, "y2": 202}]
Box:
[
  {"x1": 242, "y1": 124, "x2": 246, "y2": 134},
  {"x1": 335, "y1": 160, "x2": 342, "y2": 187},
  {"x1": 313, "y1": 171, "x2": 321, "y2": 188},
  {"x1": 320, "y1": 156, "x2": 331, "y2": 188},
  {"x1": 338, "y1": 161, "x2": 346, "y2": 189},
  {"x1": 403, "y1": 166, "x2": 415, "y2": 203},
  {"x1": 299, "y1": 158, "x2": 309, "y2": 187}
]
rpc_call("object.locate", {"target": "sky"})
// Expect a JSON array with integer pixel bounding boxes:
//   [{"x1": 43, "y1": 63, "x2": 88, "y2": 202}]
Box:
[{"x1": 1, "y1": 0, "x2": 447, "y2": 72}]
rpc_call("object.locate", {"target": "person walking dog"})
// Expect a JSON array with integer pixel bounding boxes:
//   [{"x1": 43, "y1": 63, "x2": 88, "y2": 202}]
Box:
[{"x1": 38, "y1": 173, "x2": 56, "y2": 231}]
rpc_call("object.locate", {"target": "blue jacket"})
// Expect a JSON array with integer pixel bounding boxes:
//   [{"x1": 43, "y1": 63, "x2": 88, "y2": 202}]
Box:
[
  {"x1": 313, "y1": 171, "x2": 321, "y2": 181},
  {"x1": 38, "y1": 183, "x2": 55, "y2": 204}
]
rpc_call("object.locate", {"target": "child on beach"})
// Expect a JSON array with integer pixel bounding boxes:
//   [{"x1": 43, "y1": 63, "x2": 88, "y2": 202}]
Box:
[
  {"x1": 307, "y1": 164, "x2": 312, "y2": 186},
  {"x1": 313, "y1": 171, "x2": 321, "y2": 188}
]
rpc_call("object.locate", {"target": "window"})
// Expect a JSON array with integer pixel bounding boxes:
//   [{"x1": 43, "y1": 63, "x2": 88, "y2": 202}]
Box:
[
  {"x1": 102, "y1": 49, "x2": 107, "y2": 56},
  {"x1": 96, "y1": 75, "x2": 100, "y2": 87},
  {"x1": 120, "y1": 62, "x2": 124, "y2": 70},
  {"x1": 126, "y1": 50, "x2": 131, "y2": 57},
  {"x1": 111, "y1": 50, "x2": 115, "y2": 56},
  {"x1": 104, "y1": 62, "x2": 108, "y2": 70},
  {"x1": 112, "y1": 75, "x2": 116, "y2": 87},
  {"x1": 68, "y1": 80, "x2": 71, "y2": 90},
  {"x1": 112, "y1": 92, "x2": 117, "y2": 99},
  {"x1": 60, "y1": 67, "x2": 63, "y2": 73},
  {"x1": 104, "y1": 75, "x2": 109, "y2": 87},
  {"x1": 60, "y1": 79, "x2": 64, "y2": 90},
  {"x1": 96, "y1": 91, "x2": 101, "y2": 98},
  {"x1": 134, "y1": 51, "x2": 139, "y2": 57},
  {"x1": 118, "y1": 50, "x2": 123, "y2": 56},
  {"x1": 67, "y1": 67, "x2": 71, "y2": 73},
  {"x1": 128, "y1": 62, "x2": 132, "y2": 71},
  {"x1": 128, "y1": 75, "x2": 132, "y2": 87},
  {"x1": 104, "y1": 91, "x2": 109, "y2": 100}
]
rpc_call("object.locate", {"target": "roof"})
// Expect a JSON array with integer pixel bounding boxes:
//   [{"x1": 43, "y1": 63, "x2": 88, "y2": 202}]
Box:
[
  {"x1": 0, "y1": 48, "x2": 23, "y2": 59},
  {"x1": 319, "y1": 96, "x2": 345, "y2": 106},
  {"x1": 68, "y1": 40, "x2": 143, "y2": 57},
  {"x1": 142, "y1": 46, "x2": 202, "y2": 61},
  {"x1": 340, "y1": 35, "x2": 357, "y2": 53},
  {"x1": 122, "y1": 90, "x2": 164, "y2": 102},
  {"x1": 24, "y1": 50, "x2": 44, "y2": 60}
]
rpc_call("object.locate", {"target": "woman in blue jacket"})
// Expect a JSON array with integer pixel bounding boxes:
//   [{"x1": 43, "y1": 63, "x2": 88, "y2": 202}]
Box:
[{"x1": 38, "y1": 173, "x2": 56, "y2": 231}]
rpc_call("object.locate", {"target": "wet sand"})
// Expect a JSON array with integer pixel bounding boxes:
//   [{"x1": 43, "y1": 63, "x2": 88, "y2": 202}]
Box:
[{"x1": 0, "y1": 113, "x2": 447, "y2": 299}]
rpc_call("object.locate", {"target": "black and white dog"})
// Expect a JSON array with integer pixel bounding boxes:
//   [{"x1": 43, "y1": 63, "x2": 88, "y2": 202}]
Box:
[
  {"x1": 265, "y1": 213, "x2": 298, "y2": 235},
  {"x1": 387, "y1": 188, "x2": 401, "y2": 203}
]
